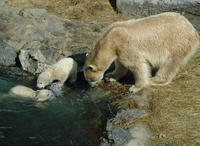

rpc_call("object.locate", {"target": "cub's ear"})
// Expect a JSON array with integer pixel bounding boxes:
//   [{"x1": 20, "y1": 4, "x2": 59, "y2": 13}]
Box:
[{"x1": 87, "y1": 64, "x2": 97, "y2": 71}]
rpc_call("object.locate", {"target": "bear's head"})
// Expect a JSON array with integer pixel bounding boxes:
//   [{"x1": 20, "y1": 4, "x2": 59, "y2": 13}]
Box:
[
  {"x1": 36, "y1": 89, "x2": 55, "y2": 102},
  {"x1": 37, "y1": 71, "x2": 52, "y2": 89},
  {"x1": 83, "y1": 63, "x2": 104, "y2": 87},
  {"x1": 83, "y1": 29, "x2": 119, "y2": 87}
]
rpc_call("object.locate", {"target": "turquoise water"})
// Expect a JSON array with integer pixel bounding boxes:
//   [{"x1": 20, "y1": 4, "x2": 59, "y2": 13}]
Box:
[{"x1": 0, "y1": 74, "x2": 110, "y2": 146}]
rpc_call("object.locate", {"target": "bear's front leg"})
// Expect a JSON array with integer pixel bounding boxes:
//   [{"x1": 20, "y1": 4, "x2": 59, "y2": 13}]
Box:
[
  {"x1": 105, "y1": 60, "x2": 128, "y2": 82},
  {"x1": 128, "y1": 61, "x2": 151, "y2": 94}
]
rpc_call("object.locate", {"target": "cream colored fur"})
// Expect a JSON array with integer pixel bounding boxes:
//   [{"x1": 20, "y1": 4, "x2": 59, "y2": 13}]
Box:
[
  {"x1": 36, "y1": 89, "x2": 55, "y2": 101},
  {"x1": 84, "y1": 12, "x2": 200, "y2": 93},
  {"x1": 37, "y1": 57, "x2": 77, "y2": 88},
  {"x1": 9, "y1": 85, "x2": 36, "y2": 98},
  {"x1": 9, "y1": 85, "x2": 55, "y2": 101}
]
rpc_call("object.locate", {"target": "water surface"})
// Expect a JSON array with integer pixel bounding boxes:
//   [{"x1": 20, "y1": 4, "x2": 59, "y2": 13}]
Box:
[{"x1": 0, "y1": 73, "x2": 111, "y2": 146}]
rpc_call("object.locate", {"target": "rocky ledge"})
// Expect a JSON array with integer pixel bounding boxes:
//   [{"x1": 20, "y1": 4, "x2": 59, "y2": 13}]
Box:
[{"x1": 0, "y1": 0, "x2": 106, "y2": 74}]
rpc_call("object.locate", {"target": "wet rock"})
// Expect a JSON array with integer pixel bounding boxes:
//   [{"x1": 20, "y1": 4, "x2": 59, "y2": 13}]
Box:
[
  {"x1": 104, "y1": 109, "x2": 149, "y2": 146},
  {"x1": 18, "y1": 41, "x2": 49, "y2": 74},
  {"x1": 116, "y1": 0, "x2": 200, "y2": 17},
  {"x1": 106, "y1": 120, "x2": 133, "y2": 146},
  {"x1": 0, "y1": 41, "x2": 17, "y2": 66},
  {"x1": 48, "y1": 82, "x2": 64, "y2": 97},
  {"x1": 100, "y1": 138, "x2": 112, "y2": 146}
]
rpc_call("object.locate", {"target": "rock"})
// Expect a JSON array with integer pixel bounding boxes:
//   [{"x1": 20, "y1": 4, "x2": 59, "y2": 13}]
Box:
[
  {"x1": 0, "y1": 19, "x2": 7, "y2": 30},
  {"x1": 0, "y1": 0, "x2": 5, "y2": 6},
  {"x1": 0, "y1": 41, "x2": 17, "y2": 66},
  {"x1": 0, "y1": 66, "x2": 23, "y2": 77},
  {"x1": 116, "y1": 0, "x2": 200, "y2": 17},
  {"x1": 104, "y1": 109, "x2": 150, "y2": 146},
  {"x1": 126, "y1": 122, "x2": 151, "y2": 146},
  {"x1": 100, "y1": 138, "x2": 112, "y2": 146},
  {"x1": 48, "y1": 82, "x2": 64, "y2": 97},
  {"x1": 0, "y1": 3, "x2": 107, "y2": 74},
  {"x1": 18, "y1": 8, "x2": 47, "y2": 19},
  {"x1": 0, "y1": 4, "x2": 106, "y2": 74},
  {"x1": 0, "y1": 31, "x2": 7, "y2": 40},
  {"x1": 18, "y1": 41, "x2": 49, "y2": 74},
  {"x1": 45, "y1": 15, "x2": 66, "y2": 36},
  {"x1": 106, "y1": 120, "x2": 133, "y2": 146},
  {"x1": 36, "y1": 89, "x2": 55, "y2": 102},
  {"x1": 104, "y1": 109, "x2": 148, "y2": 146}
]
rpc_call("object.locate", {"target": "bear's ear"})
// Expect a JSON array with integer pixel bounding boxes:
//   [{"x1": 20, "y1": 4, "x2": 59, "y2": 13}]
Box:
[{"x1": 87, "y1": 64, "x2": 97, "y2": 71}]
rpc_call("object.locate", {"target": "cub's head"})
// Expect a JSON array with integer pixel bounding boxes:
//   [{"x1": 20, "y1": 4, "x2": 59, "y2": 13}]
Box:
[
  {"x1": 37, "y1": 71, "x2": 52, "y2": 89},
  {"x1": 84, "y1": 53, "x2": 104, "y2": 87},
  {"x1": 36, "y1": 89, "x2": 55, "y2": 102}
]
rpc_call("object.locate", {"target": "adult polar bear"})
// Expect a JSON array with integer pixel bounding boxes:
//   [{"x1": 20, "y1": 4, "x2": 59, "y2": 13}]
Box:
[{"x1": 84, "y1": 12, "x2": 199, "y2": 93}]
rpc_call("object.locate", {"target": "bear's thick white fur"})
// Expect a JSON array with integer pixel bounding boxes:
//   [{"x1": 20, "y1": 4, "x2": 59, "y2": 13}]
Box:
[
  {"x1": 9, "y1": 85, "x2": 55, "y2": 101},
  {"x1": 37, "y1": 57, "x2": 77, "y2": 88},
  {"x1": 9, "y1": 85, "x2": 36, "y2": 98},
  {"x1": 35, "y1": 89, "x2": 55, "y2": 101},
  {"x1": 84, "y1": 12, "x2": 199, "y2": 93}
]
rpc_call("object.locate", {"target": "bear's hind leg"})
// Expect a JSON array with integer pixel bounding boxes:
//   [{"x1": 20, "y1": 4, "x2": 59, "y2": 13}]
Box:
[
  {"x1": 151, "y1": 57, "x2": 183, "y2": 86},
  {"x1": 105, "y1": 60, "x2": 128, "y2": 81}
]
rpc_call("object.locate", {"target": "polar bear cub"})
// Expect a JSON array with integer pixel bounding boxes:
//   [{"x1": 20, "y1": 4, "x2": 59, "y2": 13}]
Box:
[
  {"x1": 37, "y1": 57, "x2": 77, "y2": 89},
  {"x1": 9, "y1": 85, "x2": 55, "y2": 101},
  {"x1": 9, "y1": 85, "x2": 36, "y2": 98},
  {"x1": 84, "y1": 12, "x2": 199, "y2": 93}
]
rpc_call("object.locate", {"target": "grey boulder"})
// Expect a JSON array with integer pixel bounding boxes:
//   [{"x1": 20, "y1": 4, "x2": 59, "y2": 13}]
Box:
[
  {"x1": 0, "y1": 41, "x2": 17, "y2": 66},
  {"x1": 116, "y1": 0, "x2": 200, "y2": 17}
]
